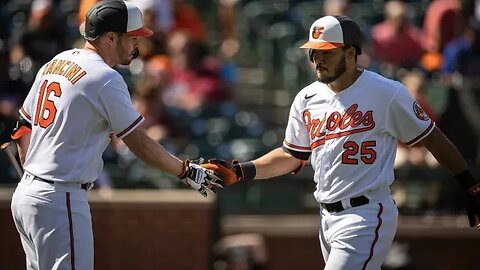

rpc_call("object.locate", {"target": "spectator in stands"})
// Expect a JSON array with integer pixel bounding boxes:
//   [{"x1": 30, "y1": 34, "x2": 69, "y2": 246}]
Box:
[
  {"x1": 370, "y1": 0, "x2": 424, "y2": 69},
  {"x1": 10, "y1": 0, "x2": 67, "y2": 90},
  {"x1": 133, "y1": 81, "x2": 171, "y2": 141},
  {"x1": 420, "y1": 0, "x2": 464, "y2": 71},
  {"x1": 323, "y1": 0, "x2": 349, "y2": 16},
  {"x1": 168, "y1": 31, "x2": 229, "y2": 112},
  {"x1": 217, "y1": 0, "x2": 240, "y2": 85},
  {"x1": 133, "y1": 56, "x2": 182, "y2": 142},
  {"x1": 0, "y1": 40, "x2": 19, "y2": 101},
  {"x1": 170, "y1": 0, "x2": 206, "y2": 41},
  {"x1": 423, "y1": 0, "x2": 463, "y2": 54},
  {"x1": 441, "y1": 16, "x2": 480, "y2": 171}
]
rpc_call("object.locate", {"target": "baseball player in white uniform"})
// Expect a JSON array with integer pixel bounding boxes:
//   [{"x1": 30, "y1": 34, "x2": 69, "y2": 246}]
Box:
[
  {"x1": 203, "y1": 15, "x2": 480, "y2": 269},
  {"x1": 10, "y1": 1, "x2": 222, "y2": 269}
]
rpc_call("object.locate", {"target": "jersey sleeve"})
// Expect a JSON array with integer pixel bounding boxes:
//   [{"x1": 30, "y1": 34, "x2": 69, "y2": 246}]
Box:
[
  {"x1": 385, "y1": 84, "x2": 435, "y2": 147},
  {"x1": 19, "y1": 64, "x2": 48, "y2": 123},
  {"x1": 98, "y1": 77, "x2": 144, "y2": 139},
  {"x1": 283, "y1": 94, "x2": 311, "y2": 160}
]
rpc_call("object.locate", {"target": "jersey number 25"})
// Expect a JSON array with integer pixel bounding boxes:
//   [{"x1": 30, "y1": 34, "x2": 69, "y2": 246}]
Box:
[{"x1": 342, "y1": 141, "x2": 376, "y2": 165}]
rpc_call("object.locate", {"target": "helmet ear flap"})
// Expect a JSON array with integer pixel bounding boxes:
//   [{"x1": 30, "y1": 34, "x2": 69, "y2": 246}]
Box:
[{"x1": 308, "y1": 49, "x2": 314, "y2": 62}]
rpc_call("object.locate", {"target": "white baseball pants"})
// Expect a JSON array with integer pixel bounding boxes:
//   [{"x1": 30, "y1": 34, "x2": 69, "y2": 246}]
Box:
[
  {"x1": 11, "y1": 172, "x2": 93, "y2": 270},
  {"x1": 319, "y1": 196, "x2": 398, "y2": 270}
]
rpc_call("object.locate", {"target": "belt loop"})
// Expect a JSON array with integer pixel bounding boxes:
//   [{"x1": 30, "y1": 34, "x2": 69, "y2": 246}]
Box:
[
  {"x1": 341, "y1": 199, "x2": 352, "y2": 210},
  {"x1": 23, "y1": 171, "x2": 34, "y2": 184}
]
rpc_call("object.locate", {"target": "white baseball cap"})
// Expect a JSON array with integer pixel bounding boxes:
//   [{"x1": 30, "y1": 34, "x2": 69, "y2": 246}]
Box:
[{"x1": 300, "y1": 15, "x2": 362, "y2": 54}]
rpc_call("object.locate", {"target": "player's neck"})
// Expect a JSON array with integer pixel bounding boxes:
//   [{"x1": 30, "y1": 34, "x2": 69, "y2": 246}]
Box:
[
  {"x1": 83, "y1": 41, "x2": 116, "y2": 67},
  {"x1": 327, "y1": 67, "x2": 363, "y2": 93}
]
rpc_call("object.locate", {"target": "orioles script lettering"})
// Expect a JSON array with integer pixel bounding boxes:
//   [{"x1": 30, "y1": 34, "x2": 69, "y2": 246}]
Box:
[{"x1": 303, "y1": 104, "x2": 375, "y2": 145}]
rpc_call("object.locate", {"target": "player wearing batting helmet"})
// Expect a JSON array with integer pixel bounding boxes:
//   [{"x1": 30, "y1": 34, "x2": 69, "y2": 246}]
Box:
[
  {"x1": 202, "y1": 15, "x2": 480, "y2": 269},
  {"x1": 10, "y1": 1, "x2": 222, "y2": 269}
]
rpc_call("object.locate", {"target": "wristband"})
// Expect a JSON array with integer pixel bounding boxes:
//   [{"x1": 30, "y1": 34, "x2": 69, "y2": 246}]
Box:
[
  {"x1": 177, "y1": 160, "x2": 189, "y2": 178},
  {"x1": 469, "y1": 184, "x2": 480, "y2": 196},
  {"x1": 238, "y1": 161, "x2": 256, "y2": 180},
  {"x1": 454, "y1": 170, "x2": 478, "y2": 191}
]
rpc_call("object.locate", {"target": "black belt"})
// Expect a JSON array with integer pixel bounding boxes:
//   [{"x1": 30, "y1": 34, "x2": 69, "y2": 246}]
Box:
[
  {"x1": 33, "y1": 176, "x2": 91, "y2": 191},
  {"x1": 320, "y1": 195, "x2": 370, "y2": 213}
]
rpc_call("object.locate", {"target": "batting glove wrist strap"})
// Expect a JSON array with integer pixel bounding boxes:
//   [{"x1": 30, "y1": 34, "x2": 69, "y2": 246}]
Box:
[
  {"x1": 177, "y1": 160, "x2": 189, "y2": 178},
  {"x1": 454, "y1": 170, "x2": 479, "y2": 192},
  {"x1": 201, "y1": 159, "x2": 254, "y2": 186},
  {"x1": 236, "y1": 161, "x2": 256, "y2": 180}
]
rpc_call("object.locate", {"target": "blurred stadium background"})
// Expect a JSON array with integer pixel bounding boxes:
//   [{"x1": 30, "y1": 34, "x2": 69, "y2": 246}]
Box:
[{"x1": 1, "y1": 0, "x2": 480, "y2": 269}]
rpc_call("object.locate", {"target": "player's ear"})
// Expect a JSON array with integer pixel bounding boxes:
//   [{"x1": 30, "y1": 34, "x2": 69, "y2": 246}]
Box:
[
  {"x1": 346, "y1": 46, "x2": 355, "y2": 60},
  {"x1": 105, "y1": 32, "x2": 115, "y2": 44}
]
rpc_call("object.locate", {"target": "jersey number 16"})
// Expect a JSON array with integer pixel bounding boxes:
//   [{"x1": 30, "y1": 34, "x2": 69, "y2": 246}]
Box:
[{"x1": 34, "y1": 80, "x2": 62, "y2": 128}]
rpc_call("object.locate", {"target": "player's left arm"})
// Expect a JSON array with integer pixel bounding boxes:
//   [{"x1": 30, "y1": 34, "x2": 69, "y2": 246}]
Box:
[
  {"x1": 421, "y1": 127, "x2": 469, "y2": 173},
  {"x1": 421, "y1": 127, "x2": 480, "y2": 229},
  {"x1": 251, "y1": 147, "x2": 304, "y2": 179}
]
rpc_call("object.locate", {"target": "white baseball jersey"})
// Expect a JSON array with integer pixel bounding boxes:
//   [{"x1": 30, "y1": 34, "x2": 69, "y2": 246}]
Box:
[
  {"x1": 19, "y1": 49, "x2": 144, "y2": 183},
  {"x1": 283, "y1": 70, "x2": 435, "y2": 203}
]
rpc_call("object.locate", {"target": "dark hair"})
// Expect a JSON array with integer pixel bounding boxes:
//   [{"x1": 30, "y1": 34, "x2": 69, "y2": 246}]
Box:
[{"x1": 342, "y1": 45, "x2": 359, "y2": 61}]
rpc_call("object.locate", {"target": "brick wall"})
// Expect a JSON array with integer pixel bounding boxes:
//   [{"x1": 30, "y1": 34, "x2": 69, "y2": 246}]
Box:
[
  {"x1": 2, "y1": 189, "x2": 480, "y2": 270},
  {"x1": 0, "y1": 190, "x2": 214, "y2": 270},
  {"x1": 222, "y1": 215, "x2": 480, "y2": 270}
]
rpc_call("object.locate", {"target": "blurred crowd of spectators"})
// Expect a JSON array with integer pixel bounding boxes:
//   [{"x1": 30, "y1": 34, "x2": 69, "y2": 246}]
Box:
[
  {"x1": 0, "y1": 0, "x2": 247, "y2": 189},
  {"x1": 0, "y1": 0, "x2": 479, "y2": 214}
]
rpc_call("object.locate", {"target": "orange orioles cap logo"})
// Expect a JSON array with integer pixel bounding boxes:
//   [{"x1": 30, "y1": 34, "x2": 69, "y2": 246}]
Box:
[
  {"x1": 413, "y1": 101, "x2": 430, "y2": 121},
  {"x1": 312, "y1": 26, "x2": 324, "y2": 39}
]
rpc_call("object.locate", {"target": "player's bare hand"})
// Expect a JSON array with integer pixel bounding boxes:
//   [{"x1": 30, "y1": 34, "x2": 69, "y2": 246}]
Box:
[
  {"x1": 178, "y1": 159, "x2": 223, "y2": 197},
  {"x1": 201, "y1": 159, "x2": 243, "y2": 186},
  {"x1": 466, "y1": 184, "x2": 480, "y2": 230}
]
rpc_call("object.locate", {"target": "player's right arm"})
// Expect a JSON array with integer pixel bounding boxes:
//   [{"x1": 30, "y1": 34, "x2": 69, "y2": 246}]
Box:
[
  {"x1": 16, "y1": 130, "x2": 31, "y2": 165},
  {"x1": 122, "y1": 127, "x2": 184, "y2": 176},
  {"x1": 14, "y1": 64, "x2": 47, "y2": 165},
  {"x1": 251, "y1": 148, "x2": 303, "y2": 179},
  {"x1": 203, "y1": 148, "x2": 304, "y2": 186}
]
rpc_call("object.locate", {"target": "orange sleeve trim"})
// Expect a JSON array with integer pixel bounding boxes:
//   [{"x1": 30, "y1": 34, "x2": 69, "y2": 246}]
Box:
[
  {"x1": 405, "y1": 120, "x2": 435, "y2": 146},
  {"x1": 20, "y1": 107, "x2": 32, "y2": 121},
  {"x1": 116, "y1": 116, "x2": 144, "y2": 138},
  {"x1": 283, "y1": 140, "x2": 311, "y2": 151}
]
